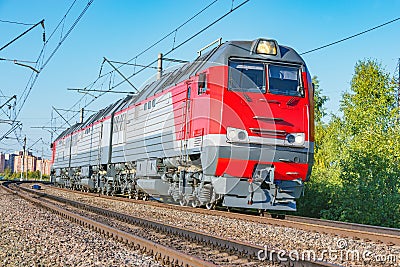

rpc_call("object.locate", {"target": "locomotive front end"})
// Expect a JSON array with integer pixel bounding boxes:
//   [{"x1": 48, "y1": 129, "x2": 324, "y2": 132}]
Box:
[{"x1": 200, "y1": 39, "x2": 314, "y2": 211}]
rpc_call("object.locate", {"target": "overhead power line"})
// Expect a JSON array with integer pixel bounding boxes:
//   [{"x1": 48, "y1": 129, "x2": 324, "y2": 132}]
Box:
[
  {"x1": 0, "y1": 58, "x2": 38, "y2": 64},
  {"x1": 116, "y1": 0, "x2": 221, "y2": 71},
  {"x1": 68, "y1": 88, "x2": 136, "y2": 94},
  {"x1": 107, "y1": 0, "x2": 250, "y2": 93},
  {"x1": 107, "y1": 60, "x2": 157, "y2": 69},
  {"x1": 76, "y1": 0, "x2": 221, "y2": 97},
  {"x1": 16, "y1": 0, "x2": 94, "y2": 118},
  {"x1": 103, "y1": 57, "x2": 139, "y2": 93},
  {"x1": 46, "y1": 0, "x2": 250, "y2": 132},
  {"x1": 300, "y1": 16, "x2": 400, "y2": 55},
  {"x1": 39, "y1": 0, "x2": 93, "y2": 72},
  {"x1": 14, "y1": 0, "x2": 81, "y2": 122},
  {"x1": 1, "y1": 0, "x2": 93, "y2": 144},
  {"x1": 0, "y1": 95, "x2": 16, "y2": 110},
  {"x1": 0, "y1": 19, "x2": 45, "y2": 52},
  {"x1": 0, "y1": 122, "x2": 22, "y2": 142},
  {"x1": 14, "y1": 62, "x2": 40, "y2": 73},
  {"x1": 0, "y1": 19, "x2": 36, "y2": 26},
  {"x1": 49, "y1": 0, "x2": 223, "y2": 129}
]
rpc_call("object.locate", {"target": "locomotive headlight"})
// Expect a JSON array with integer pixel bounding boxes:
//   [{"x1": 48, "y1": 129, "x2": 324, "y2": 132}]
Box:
[
  {"x1": 256, "y1": 40, "x2": 277, "y2": 55},
  {"x1": 286, "y1": 134, "x2": 296, "y2": 144},
  {"x1": 226, "y1": 127, "x2": 248, "y2": 143},
  {"x1": 295, "y1": 134, "x2": 304, "y2": 144},
  {"x1": 286, "y1": 133, "x2": 305, "y2": 146},
  {"x1": 227, "y1": 129, "x2": 237, "y2": 140}
]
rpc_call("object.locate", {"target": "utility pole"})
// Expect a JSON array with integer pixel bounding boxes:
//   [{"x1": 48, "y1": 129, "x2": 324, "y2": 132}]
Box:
[
  {"x1": 80, "y1": 108, "x2": 84, "y2": 124},
  {"x1": 20, "y1": 136, "x2": 26, "y2": 181},
  {"x1": 40, "y1": 147, "x2": 43, "y2": 181},
  {"x1": 157, "y1": 53, "x2": 163, "y2": 80}
]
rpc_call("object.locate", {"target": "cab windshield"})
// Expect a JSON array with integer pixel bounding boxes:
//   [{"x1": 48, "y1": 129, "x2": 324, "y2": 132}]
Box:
[
  {"x1": 228, "y1": 60, "x2": 265, "y2": 93},
  {"x1": 228, "y1": 60, "x2": 303, "y2": 97},
  {"x1": 268, "y1": 64, "x2": 302, "y2": 97}
]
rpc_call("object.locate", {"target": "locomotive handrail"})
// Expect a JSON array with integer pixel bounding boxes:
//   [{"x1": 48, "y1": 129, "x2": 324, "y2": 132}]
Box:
[{"x1": 197, "y1": 37, "x2": 222, "y2": 56}]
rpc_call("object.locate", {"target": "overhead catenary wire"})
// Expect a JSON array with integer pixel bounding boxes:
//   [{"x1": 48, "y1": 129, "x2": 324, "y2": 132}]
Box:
[
  {"x1": 0, "y1": 122, "x2": 22, "y2": 142},
  {"x1": 0, "y1": 19, "x2": 44, "y2": 52},
  {"x1": 74, "y1": 0, "x2": 221, "y2": 94},
  {"x1": 0, "y1": 19, "x2": 36, "y2": 26},
  {"x1": 12, "y1": 0, "x2": 80, "y2": 119},
  {"x1": 116, "y1": 0, "x2": 221, "y2": 70},
  {"x1": 56, "y1": 0, "x2": 250, "y2": 129},
  {"x1": 68, "y1": 88, "x2": 136, "y2": 94},
  {"x1": 1, "y1": 0, "x2": 93, "y2": 148},
  {"x1": 103, "y1": 57, "x2": 139, "y2": 93},
  {"x1": 300, "y1": 16, "x2": 400, "y2": 55},
  {"x1": 0, "y1": 58, "x2": 38, "y2": 64},
  {"x1": 48, "y1": 0, "x2": 225, "y2": 129},
  {"x1": 107, "y1": 0, "x2": 250, "y2": 93},
  {"x1": 16, "y1": 0, "x2": 94, "y2": 118},
  {"x1": 108, "y1": 60, "x2": 157, "y2": 69}
]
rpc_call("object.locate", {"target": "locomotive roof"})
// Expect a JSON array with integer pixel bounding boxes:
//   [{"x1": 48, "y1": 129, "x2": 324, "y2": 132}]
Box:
[
  {"x1": 53, "y1": 39, "x2": 305, "y2": 142},
  {"x1": 129, "y1": 39, "x2": 305, "y2": 104}
]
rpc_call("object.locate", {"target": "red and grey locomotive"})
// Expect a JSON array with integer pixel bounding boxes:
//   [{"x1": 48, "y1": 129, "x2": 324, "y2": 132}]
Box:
[{"x1": 51, "y1": 38, "x2": 314, "y2": 212}]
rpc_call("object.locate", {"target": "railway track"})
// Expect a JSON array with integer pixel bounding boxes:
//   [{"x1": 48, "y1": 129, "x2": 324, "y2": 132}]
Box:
[
  {"x1": 3, "y1": 181, "x2": 336, "y2": 267},
  {"x1": 2, "y1": 182, "x2": 214, "y2": 267},
  {"x1": 41, "y1": 183, "x2": 400, "y2": 247}
]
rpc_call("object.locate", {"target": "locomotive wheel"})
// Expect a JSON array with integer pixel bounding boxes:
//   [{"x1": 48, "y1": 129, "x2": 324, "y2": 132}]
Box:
[
  {"x1": 179, "y1": 199, "x2": 188, "y2": 206},
  {"x1": 271, "y1": 214, "x2": 278, "y2": 218},
  {"x1": 277, "y1": 214, "x2": 286, "y2": 219},
  {"x1": 205, "y1": 202, "x2": 215, "y2": 210},
  {"x1": 191, "y1": 200, "x2": 200, "y2": 208},
  {"x1": 258, "y1": 209, "x2": 265, "y2": 217}
]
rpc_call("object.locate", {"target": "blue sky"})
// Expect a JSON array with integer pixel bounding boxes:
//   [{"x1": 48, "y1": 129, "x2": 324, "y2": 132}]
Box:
[{"x1": 1, "y1": 0, "x2": 400, "y2": 157}]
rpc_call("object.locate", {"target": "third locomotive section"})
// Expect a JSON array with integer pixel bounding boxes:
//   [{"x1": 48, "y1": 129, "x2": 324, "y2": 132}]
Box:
[{"x1": 50, "y1": 38, "x2": 314, "y2": 212}]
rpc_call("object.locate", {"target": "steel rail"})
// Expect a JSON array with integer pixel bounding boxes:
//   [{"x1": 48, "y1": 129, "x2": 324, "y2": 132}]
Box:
[
  {"x1": 284, "y1": 215, "x2": 400, "y2": 238},
  {"x1": 13, "y1": 183, "x2": 338, "y2": 267},
  {"x1": 48, "y1": 185, "x2": 400, "y2": 246},
  {"x1": 1, "y1": 183, "x2": 217, "y2": 267}
]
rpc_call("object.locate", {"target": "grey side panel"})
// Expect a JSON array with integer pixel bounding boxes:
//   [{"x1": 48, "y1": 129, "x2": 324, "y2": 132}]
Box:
[{"x1": 113, "y1": 91, "x2": 181, "y2": 163}]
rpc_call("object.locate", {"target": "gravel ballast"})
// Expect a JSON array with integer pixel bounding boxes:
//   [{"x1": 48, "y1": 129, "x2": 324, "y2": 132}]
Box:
[
  {"x1": 0, "y1": 188, "x2": 161, "y2": 267},
  {"x1": 44, "y1": 186, "x2": 400, "y2": 267}
]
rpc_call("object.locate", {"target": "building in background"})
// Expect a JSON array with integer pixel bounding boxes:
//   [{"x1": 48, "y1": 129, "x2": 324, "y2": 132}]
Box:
[
  {"x1": 36, "y1": 158, "x2": 51, "y2": 176},
  {"x1": 4, "y1": 153, "x2": 15, "y2": 172},
  {"x1": 0, "y1": 153, "x2": 5, "y2": 173},
  {"x1": 1, "y1": 151, "x2": 51, "y2": 175},
  {"x1": 14, "y1": 151, "x2": 36, "y2": 173}
]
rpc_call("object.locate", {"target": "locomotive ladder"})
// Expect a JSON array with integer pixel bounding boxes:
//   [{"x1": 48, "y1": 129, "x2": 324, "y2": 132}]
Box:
[
  {"x1": 97, "y1": 124, "x2": 103, "y2": 167},
  {"x1": 180, "y1": 85, "x2": 192, "y2": 163}
]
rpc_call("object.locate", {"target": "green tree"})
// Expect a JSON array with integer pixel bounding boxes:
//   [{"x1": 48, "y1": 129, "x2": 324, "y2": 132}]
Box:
[
  {"x1": 322, "y1": 60, "x2": 400, "y2": 227},
  {"x1": 2, "y1": 168, "x2": 12, "y2": 179},
  {"x1": 296, "y1": 76, "x2": 340, "y2": 217},
  {"x1": 313, "y1": 76, "x2": 329, "y2": 123}
]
